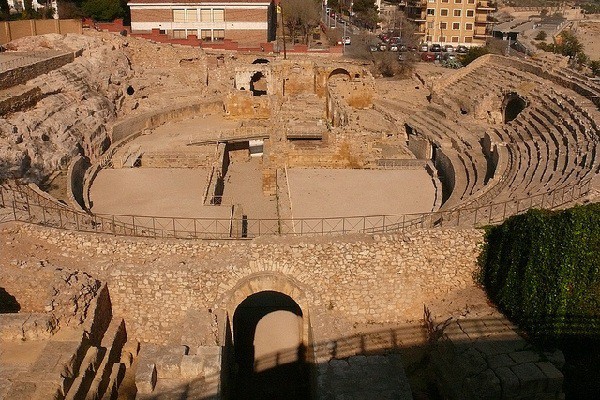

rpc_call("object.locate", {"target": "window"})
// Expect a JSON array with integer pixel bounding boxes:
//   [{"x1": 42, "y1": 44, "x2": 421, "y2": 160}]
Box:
[
  {"x1": 466, "y1": 9, "x2": 475, "y2": 17},
  {"x1": 468, "y1": 0, "x2": 475, "y2": 3},
  {"x1": 213, "y1": 29, "x2": 225, "y2": 41},
  {"x1": 426, "y1": 35, "x2": 432, "y2": 41},
  {"x1": 452, "y1": 22, "x2": 460, "y2": 30},
  {"x1": 427, "y1": 21, "x2": 434, "y2": 28},
  {"x1": 186, "y1": 9, "x2": 197, "y2": 22},
  {"x1": 201, "y1": 29, "x2": 211, "y2": 40},
  {"x1": 454, "y1": 9, "x2": 461, "y2": 16},
  {"x1": 442, "y1": 0, "x2": 449, "y2": 2},
  {"x1": 213, "y1": 9, "x2": 224, "y2": 22},
  {"x1": 428, "y1": 0, "x2": 435, "y2": 2},
  {"x1": 454, "y1": 0, "x2": 462, "y2": 3},
  {"x1": 173, "y1": 9, "x2": 185, "y2": 22},
  {"x1": 427, "y1": 8, "x2": 435, "y2": 15},
  {"x1": 441, "y1": 9, "x2": 448, "y2": 16},
  {"x1": 439, "y1": 36, "x2": 446, "y2": 42},
  {"x1": 465, "y1": 36, "x2": 473, "y2": 43},
  {"x1": 173, "y1": 29, "x2": 186, "y2": 39},
  {"x1": 440, "y1": 22, "x2": 447, "y2": 29},
  {"x1": 451, "y1": 36, "x2": 459, "y2": 42},
  {"x1": 466, "y1": 23, "x2": 473, "y2": 30},
  {"x1": 200, "y1": 9, "x2": 212, "y2": 22}
]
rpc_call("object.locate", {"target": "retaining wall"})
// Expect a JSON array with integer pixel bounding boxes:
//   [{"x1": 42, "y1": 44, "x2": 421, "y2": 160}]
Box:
[
  {"x1": 0, "y1": 51, "x2": 76, "y2": 90},
  {"x1": 0, "y1": 19, "x2": 82, "y2": 45}
]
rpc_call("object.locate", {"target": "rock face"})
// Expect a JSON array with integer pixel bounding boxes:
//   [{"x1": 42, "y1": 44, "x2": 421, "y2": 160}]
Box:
[{"x1": 0, "y1": 34, "x2": 133, "y2": 182}]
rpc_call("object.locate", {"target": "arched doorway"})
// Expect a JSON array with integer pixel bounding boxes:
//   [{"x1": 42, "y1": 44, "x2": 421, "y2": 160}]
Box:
[
  {"x1": 252, "y1": 58, "x2": 270, "y2": 64},
  {"x1": 503, "y1": 93, "x2": 527, "y2": 123},
  {"x1": 232, "y1": 291, "x2": 309, "y2": 399},
  {"x1": 328, "y1": 68, "x2": 351, "y2": 82},
  {"x1": 250, "y1": 71, "x2": 268, "y2": 96}
]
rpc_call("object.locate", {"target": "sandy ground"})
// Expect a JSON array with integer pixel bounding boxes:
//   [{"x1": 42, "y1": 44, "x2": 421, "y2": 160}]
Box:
[
  {"x1": 113, "y1": 114, "x2": 241, "y2": 162},
  {"x1": 90, "y1": 168, "x2": 230, "y2": 219},
  {"x1": 221, "y1": 158, "x2": 278, "y2": 219},
  {"x1": 577, "y1": 21, "x2": 600, "y2": 60},
  {"x1": 286, "y1": 168, "x2": 436, "y2": 219}
]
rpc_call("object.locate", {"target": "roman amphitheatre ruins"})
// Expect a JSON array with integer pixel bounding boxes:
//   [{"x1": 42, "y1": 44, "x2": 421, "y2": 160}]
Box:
[{"x1": 0, "y1": 30, "x2": 599, "y2": 400}]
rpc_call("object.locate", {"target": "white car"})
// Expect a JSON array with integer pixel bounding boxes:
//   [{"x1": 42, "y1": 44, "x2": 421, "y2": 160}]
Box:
[{"x1": 343, "y1": 36, "x2": 351, "y2": 45}]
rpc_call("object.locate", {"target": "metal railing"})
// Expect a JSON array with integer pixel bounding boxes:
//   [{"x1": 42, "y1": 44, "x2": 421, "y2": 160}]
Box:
[{"x1": 0, "y1": 178, "x2": 592, "y2": 240}]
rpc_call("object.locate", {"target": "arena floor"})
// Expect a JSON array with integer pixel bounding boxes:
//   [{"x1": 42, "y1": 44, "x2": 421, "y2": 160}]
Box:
[
  {"x1": 89, "y1": 168, "x2": 231, "y2": 219},
  {"x1": 286, "y1": 168, "x2": 437, "y2": 219}
]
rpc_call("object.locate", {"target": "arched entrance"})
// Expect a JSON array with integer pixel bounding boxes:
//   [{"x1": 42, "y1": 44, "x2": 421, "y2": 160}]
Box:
[
  {"x1": 328, "y1": 68, "x2": 351, "y2": 82},
  {"x1": 503, "y1": 92, "x2": 527, "y2": 123},
  {"x1": 231, "y1": 290, "x2": 310, "y2": 399},
  {"x1": 250, "y1": 71, "x2": 268, "y2": 96}
]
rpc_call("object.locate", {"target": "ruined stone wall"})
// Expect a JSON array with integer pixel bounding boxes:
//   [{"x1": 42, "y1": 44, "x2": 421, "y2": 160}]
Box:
[
  {"x1": 276, "y1": 60, "x2": 316, "y2": 96},
  {"x1": 223, "y1": 91, "x2": 271, "y2": 118},
  {"x1": 67, "y1": 155, "x2": 89, "y2": 211},
  {"x1": 36, "y1": 228, "x2": 485, "y2": 343},
  {"x1": 0, "y1": 19, "x2": 82, "y2": 45},
  {"x1": 0, "y1": 52, "x2": 75, "y2": 90}
]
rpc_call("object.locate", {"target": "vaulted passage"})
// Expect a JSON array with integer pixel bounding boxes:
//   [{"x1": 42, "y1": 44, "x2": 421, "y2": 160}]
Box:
[
  {"x1": 503, "y1": 94, "x2": 527, "y2": 123},
  {"x1": 232, "y1": 291, "x2": 309, "y2": 399}
]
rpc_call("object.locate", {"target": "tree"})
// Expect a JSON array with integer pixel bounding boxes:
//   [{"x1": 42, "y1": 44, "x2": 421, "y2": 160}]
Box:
[
  {"x1": 22, "y1": 0, "x2": 34, "y2": 18},
  {"x1": 535, "y1": 30, "x2": 547, "y2": 41},
  {"x1": 590, "y1": 60, "x2": 600, "y2": 77},
  {"x1": 281, "y1": 0, "x2": 320, "y2": 45},
  {"x1": 81, "y1": 0, "x2": 125, "y2": 21},
  {"x1": 352, "y1": 0, "x2": 378, "y2": 30},
  {"x1": 556, "y1": 31, "x2": 584, "y2": 59}
]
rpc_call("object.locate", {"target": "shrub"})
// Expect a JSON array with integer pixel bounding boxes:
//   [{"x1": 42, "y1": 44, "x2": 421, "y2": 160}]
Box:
[
  {"x1": 478, "y1": 203, "x2": 600, "y2": 340},
  {"x1": 535, "y1": 30, "x2": 547, "y2": 41}
]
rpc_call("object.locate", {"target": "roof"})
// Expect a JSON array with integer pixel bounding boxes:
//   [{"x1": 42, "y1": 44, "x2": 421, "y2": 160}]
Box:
[{"x1": 128, "y1": 0, "x2": 270, "y2": 4}]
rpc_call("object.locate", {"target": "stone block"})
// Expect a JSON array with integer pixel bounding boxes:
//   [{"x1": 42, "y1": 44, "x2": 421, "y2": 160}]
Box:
[
  {"x1": 462, "y1": 369, "x2": 501, "y2": 399},
  {"x1": 135, "y1": 362, "x2": 157, "y2": 394},
  {"x1": 495, "y1": 366, "x2": 520, "y2": 398},
  {"x1": 536, "y1": 362, "x2": 564, "y2": 394},
  {"x1": 509, "y1": 350, "x2": 540, "y2": 365},
  {"x1": 543, "y1": 349, "x2": 565, "y2": 370},
  {"x1": 180, "y1": 355, "x2": 204, "y2": 378},
  {"x1": 155, "y1": 353, "x2": 182, "y2": 379},
  {"x1": 511, "y1": 362, "x2": 547, "y2": 396},
  {"x1": 488, "y1": 353, "x2": 514, "y2": 370},
  {"x1": 196, "y1": 346, "x2": 221, "y2": 377}
]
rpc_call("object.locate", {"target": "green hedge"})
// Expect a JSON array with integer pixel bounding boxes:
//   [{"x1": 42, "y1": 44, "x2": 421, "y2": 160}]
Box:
[{"x1": 478, "y1": 203, "x2": 600, "y2": 339}]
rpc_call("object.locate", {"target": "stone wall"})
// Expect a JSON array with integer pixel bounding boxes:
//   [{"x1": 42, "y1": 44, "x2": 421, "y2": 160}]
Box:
[
  {"x1": 0, "y1": 86, "x2": 42, "y2": 115},
  {"x1": 0, "y1": 51, "x2": 76, "y2": 90},
  {"x1": 0, "y1": 19, "x2": 82, "y2": 45},
  {"x1": 223, "y1": 91, "x2": 271, "y2": 118},
  {"x1": 34, "y1": 228, "x2": 487, "y2": 344},
  {"x1": 67, "y1": 155, "x2": 90, "y2": 211}
]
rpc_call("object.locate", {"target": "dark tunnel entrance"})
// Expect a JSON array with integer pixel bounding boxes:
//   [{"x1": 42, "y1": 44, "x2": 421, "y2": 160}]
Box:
[
  {"x1": 232, "y1": 290, "x2": 309, "y2": 399},
  {"x1": 503, "y1": 93, "x2": 527, "y2": 123}
]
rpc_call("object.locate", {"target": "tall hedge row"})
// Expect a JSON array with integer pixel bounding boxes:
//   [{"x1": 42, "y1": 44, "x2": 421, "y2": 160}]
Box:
[{"x1": 478, "y1": 203, "x2": 600, "y2": 339}]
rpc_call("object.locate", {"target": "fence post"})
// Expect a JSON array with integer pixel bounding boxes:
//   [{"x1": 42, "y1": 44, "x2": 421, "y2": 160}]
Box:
[
  {"x1": 132, "y1": 215, "x2": 136, "y2": 236},
  {"x1": 342, "y1": 217, "x2": 345, "y2": 234},
  {"x1": 402, "y1": 214, "x2": 406, "y2": 232},
  {"x1": 25, "y1": 193, "x2": 31, "y2": 219},
  {"x1": 488, "y1": 205, "x2": 492, "y2": 224},
  {"x1": 41, "y1": 203, "x2": 46, "y2": 223},
  {"x1": 551, "y1": 190, "x2": 556, "y2": 208}
]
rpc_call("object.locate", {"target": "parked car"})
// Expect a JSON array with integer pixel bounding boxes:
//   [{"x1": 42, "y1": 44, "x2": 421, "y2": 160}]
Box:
[
  {"x1": 378, "y1": 42, "x2": 388, "y2": 51},
  {"x1": 430, "y1": 44, "x2": 442, "y2": 52},
  {"x1": 343, "y1": 36, "x2": 351, "y2": 45},
  {"x1": 421, "y1": 52, "x2": 436, "y2": 62},
  {"x1": 368, "y1": 44, "x2": 379, "y2": 52},
  {"x1": 456, "y1": 45, "x2": 469, "y2": 54},
  {"x1": 389, "y1": 37, "x2": 401, "y2": 45},
  {"x1": 389, "y1": 43, "x2": 400, "y2": 51},
  {"x1": 419, "y1": 43, "x2": 429, "y2": 52},
  {"x1": 443, "y1": 45, "x2": 455, "y2": 53}
]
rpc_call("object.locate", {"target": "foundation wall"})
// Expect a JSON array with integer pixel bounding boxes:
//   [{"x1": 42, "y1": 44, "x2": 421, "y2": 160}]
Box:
[
  {"x1": 62, "y1": 229, "x2": 489, "y2": 343},
  {"x1": 0, "y1": 52, "x2": 76, "y2": 90}
]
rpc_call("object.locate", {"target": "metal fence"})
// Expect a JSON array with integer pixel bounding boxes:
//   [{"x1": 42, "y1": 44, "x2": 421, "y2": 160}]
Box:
[{"x1": 0, "y1": 178, "x2": 592, "y2": 240}]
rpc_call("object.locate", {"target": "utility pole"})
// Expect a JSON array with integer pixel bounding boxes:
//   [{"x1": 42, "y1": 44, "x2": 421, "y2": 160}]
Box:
[{"x1": 279, "y1": 2, "x2": 287, "y2": 59}]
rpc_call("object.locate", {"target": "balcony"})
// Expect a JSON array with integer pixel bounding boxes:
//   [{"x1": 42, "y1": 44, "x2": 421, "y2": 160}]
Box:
[{"x1": 477, "y1": 1, "x2": 497, "y2": 11}]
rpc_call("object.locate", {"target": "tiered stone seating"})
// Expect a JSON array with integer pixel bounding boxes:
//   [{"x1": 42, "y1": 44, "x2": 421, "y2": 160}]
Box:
[{"x1": 417, "y1": 57, "x2": 600, "y2": 219}]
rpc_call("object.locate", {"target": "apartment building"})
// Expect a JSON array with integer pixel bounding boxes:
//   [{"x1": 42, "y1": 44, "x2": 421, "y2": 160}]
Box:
[
  {"x1": 405, "y1": 0, "x2": 496, "y2": 46},
  {"x1": 128, "y1": 0, "x2": 276, "y2": 46}
]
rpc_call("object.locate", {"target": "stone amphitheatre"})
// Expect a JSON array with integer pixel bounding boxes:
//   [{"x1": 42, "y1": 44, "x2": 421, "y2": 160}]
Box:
[{"x1": 0, "y1": 31, "x2": 599, "y2": 400}]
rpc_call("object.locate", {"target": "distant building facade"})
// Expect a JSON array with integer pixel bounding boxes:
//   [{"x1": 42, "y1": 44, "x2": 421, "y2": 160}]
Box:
[
  {"x1": 128, "y1": 0, "x2": 276, "y2": 46},
  {"x1": 404, "y1": 0, "x2": 496, "y2": 46}
]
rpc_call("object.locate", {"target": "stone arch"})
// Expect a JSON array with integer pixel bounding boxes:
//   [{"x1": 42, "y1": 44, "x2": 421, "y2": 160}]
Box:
[
  {"x1": 503, "y1": 92, "x2": 527, "y2": 123},
  {"x1": 252, "y1": 58, "x2": 270, "y2": 64},
  {"x1": 218, "y1": 272, "x2": 310, "y2": 328},
  {"x1": 328, "y1": 68, "x2": 351, "y2": 81},
  {"x1": 250, "y1": 71, "x2": 268, "y2": 96}
]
